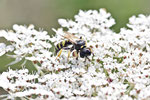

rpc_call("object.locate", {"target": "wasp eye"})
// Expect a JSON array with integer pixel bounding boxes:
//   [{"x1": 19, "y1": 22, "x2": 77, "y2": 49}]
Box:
[
  {"x1": 80, "y1": 48, "x2": 91, "y2": 58},
  {"x1": 85, "y1": 49, "x2": 91, "y2": 55}
]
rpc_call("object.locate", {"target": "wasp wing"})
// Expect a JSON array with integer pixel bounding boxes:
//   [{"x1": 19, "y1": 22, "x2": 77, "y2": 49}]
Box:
[{"x1": 62, "y1": 31, "x2": 79, "y2": 44}]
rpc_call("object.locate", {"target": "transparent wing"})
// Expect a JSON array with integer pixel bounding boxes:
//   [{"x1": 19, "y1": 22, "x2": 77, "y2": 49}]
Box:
[{"x1": 62, "y1": 31, "x2": 79, "y2": 44}]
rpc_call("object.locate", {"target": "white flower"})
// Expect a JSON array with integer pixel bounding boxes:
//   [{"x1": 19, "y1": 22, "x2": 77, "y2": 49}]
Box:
[
  {"x1": 1, "y1": 8, "x2": 150, "y2": 100},
  {"x1": 0, "y1": 43, "x2": 6, "y2": 56},
  {"x1": 0, "y1": 43, "x2": 14, "y2": 56},
  {"x1": 0, "y1": 24, "x2": 52, "y2": 66}
]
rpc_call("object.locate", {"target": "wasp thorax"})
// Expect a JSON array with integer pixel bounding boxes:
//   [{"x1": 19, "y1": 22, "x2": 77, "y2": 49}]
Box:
[{"x1": 75, "y1": 40, "x2": 86, "y2": 50}]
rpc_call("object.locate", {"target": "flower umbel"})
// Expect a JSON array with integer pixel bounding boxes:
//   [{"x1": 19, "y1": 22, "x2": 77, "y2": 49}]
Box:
[
  {"x1": 0, "y1": 24, "x2": 52, "y2": 67},
  {"x1": 0, "y1": 9, "x2": 150, "y2": 100}
]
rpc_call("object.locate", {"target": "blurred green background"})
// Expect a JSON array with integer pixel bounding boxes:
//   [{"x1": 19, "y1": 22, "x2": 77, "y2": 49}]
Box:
[{"x1": 0, "y1": 0, "x2": 150, "y2": 73}]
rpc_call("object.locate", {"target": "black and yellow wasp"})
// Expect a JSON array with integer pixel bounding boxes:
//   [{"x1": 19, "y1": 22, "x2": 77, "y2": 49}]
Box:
[{"x1": 55, "y1": 32, "x2": 92, "y2": 60}]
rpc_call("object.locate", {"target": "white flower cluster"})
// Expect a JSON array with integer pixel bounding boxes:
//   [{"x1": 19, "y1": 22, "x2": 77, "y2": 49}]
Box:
[
  {"x1": 58, "y1": 8, "x2": 115, "y2": 34},
  {"x1": 0, "y1": 9, "x2": 150, "y2": 100},
  {"x1": 0, "y1": 24, "x2": 52, "y2": 66},
  {"x1": 0, "y1": 43, "x2": 14, "y2": 56},
  {"x1": 52, "y1": 8, "x2": 115, "y2": 45}
]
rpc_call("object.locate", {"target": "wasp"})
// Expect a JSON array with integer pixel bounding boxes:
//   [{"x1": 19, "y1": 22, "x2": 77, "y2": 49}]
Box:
[{"x1": 55, "y1": 32, "x2": 92, "y2": 60}]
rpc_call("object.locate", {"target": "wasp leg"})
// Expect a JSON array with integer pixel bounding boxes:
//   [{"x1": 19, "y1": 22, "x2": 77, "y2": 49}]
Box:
[
  {"x1": 67, "y1": 46, "x2": 75, "y2": 60},
  {"x1": 84, "y1": 57, "x2": 90, "y2": 62},
  {"x1": 62, "y1": 47, "x2": 72, "y2": 60},
  {"x1": 76, "y1": 50, "x2": 79, "y2": 60},
  {"x1": 67, "y1": 50, "x2": 71, "y2": 60},
  {"x1": 56, "y1": 49, "x2": 63, "y2": 60},
  {"x1": 72, "y1": 50, "x2": 78, "y2": 59},
  {"x1": 56, "y1": 47, "x2": 74, "y2": 60}
]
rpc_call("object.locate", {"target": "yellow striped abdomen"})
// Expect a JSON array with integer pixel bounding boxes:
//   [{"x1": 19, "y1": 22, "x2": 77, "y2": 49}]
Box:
[{"x1": 55, "y1": 40, "x2": 72, "y2": 54}]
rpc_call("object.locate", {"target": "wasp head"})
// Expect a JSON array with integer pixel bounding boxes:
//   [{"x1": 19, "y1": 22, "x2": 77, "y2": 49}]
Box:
[{"x1": 80, "y1": 48, "x2": 91, "y2": 58}]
